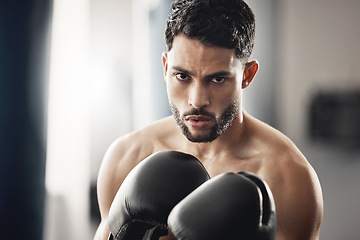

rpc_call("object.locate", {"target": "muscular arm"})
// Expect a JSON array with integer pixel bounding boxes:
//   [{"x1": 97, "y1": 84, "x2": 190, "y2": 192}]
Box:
[
  {"x1": 93, "y1": 133, "x2": 154, "y2": 240},
  {"x1": 271, "y1": 154, "x2": 323, "y2": 240},
  {"x1": 244, "y1": 115, "x2": 323, "y2": 239}
]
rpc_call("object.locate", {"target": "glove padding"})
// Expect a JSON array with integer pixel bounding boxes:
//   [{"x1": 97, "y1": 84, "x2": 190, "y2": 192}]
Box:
[
  {"x1": 168, "y1": 171, "x2": 276, "y2": 240},
  {"x1": 108, "y1": 150, "x2": 210, "y2": 240}
]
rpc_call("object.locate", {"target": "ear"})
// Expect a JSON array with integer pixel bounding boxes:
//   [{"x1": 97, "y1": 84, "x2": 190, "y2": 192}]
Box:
[
  {"x1": 162, "y1": 52, "x2": 168, "y2": 78},
  {"x1": 241, "y1": 60, "x2": 259, "y2": 89}
]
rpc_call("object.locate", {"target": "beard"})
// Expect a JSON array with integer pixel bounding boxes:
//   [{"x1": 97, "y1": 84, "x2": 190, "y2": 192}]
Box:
[{"x1": 170, "y1": 99, "x2": 240, "y2": 143}]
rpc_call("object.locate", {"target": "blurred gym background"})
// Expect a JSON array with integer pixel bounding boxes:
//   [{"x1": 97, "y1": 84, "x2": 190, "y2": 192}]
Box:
[{"x1": 1, "y1": 0, "x2": 359, "y2": 239}]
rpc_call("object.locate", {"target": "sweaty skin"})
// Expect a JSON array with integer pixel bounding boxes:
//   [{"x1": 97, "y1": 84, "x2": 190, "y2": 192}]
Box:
[{"x1": 94, "y1": 35, "x2": 323, "y2": 240}]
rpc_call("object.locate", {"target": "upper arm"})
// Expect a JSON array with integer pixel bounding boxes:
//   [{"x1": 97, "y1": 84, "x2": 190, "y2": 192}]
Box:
[
  {"x1": 94, "y1": 138, "x2": 132, "y2": 240},
  {"x1": 94, "y1": 133, "x2": 154, "y2": 239},
  {"x1": 97, "y1": 139, "x2": 128, "y2": 220},
  {"x1": 274, "y1": 158, "x2": 323, "y2": 240}
]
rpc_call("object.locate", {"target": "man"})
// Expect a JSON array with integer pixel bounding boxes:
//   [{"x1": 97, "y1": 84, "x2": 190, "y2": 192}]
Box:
[{"x1": 94, "y1": 0, "x2": 323, "y2": 239}]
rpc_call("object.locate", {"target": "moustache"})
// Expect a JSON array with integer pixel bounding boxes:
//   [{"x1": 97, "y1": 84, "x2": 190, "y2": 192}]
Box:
[{"x1": 183, "y1": 108, "x2": 216, "y2": 119}]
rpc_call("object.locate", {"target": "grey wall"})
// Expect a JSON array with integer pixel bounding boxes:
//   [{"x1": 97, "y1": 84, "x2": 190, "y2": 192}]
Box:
[{"x1": 276, "y1": 1, "x2": 360, "y2": 239}]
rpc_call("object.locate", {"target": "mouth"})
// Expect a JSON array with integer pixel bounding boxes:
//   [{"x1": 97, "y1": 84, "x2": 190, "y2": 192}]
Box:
[{"x1": 185, "y1": 115, "x2": 213, "y2": 129}]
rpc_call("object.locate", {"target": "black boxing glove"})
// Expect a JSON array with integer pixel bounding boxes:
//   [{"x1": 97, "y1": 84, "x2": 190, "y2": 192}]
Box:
[
  {"x1": 239, "y1": 172, "x2": 277, "y2": 239},
  {"x1": 107, "y1": 150, "x2": 210, "y2": 240},
  {"x1": 168, "y1": 171, "x2": 276, "y2": 240}
]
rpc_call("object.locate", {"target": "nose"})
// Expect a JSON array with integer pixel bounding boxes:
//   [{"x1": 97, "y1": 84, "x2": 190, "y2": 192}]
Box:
[{"x1": 188, "y1": 82, "x2": 210, "y2": 109}]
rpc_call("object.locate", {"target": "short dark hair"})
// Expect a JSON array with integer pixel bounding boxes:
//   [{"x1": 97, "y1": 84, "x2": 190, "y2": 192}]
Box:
[{"x1": 164, "y1": 0, "x2": 256, "y2": 61}]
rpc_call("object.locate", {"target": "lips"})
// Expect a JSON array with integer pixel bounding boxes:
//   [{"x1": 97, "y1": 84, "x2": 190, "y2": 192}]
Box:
[{"x1": 185, "y1": 115, "x2": 213, "y2": 129}]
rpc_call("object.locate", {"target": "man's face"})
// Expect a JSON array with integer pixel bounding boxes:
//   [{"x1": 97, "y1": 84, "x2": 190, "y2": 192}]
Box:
[{"x1": 162, "y1": 35, "x2": 245, "y2": 143}]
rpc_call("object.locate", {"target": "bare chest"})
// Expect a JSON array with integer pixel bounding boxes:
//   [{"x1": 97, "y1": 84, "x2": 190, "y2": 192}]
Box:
[
  {"x1": 152, "y1": 136, "x2": 270, "y2": 179},
  {"x1": 198, "y1": 155, "x2": 265, "y2": 178}
]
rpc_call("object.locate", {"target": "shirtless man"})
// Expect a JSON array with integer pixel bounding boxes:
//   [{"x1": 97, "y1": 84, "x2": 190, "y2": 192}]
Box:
[{"x1": 94, "y1": 0, "x2": 323, "y2": 239}]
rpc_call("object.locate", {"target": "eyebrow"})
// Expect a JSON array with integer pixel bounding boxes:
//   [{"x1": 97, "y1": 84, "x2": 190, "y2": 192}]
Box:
[
  {"x1": 172, "y1": 66, "x2": 193, "y2": 76},
  {"x1": 172, "y1": 66, "x2": 234, "y2": 79}
]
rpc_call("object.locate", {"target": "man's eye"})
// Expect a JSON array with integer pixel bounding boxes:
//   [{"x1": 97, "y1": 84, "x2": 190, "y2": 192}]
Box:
[
  {"x1": 212, "y1": 77, "x2": 225, "y2": 83},
  {"x1": 175, "y1": 73, "x2": 189, "y2": 81}
]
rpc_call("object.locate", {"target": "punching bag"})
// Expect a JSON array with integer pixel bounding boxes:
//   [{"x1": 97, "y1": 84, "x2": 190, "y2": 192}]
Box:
[{"x1": 0, "y1": 0, "x2": 53, "y2": 239}]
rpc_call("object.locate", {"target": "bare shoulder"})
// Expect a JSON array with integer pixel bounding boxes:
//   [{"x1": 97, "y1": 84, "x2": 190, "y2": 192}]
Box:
[
  {"x1": 96, "y1": 116, "x2": 176, "y2": 216},
  {"x1": 97, "y1": 127, "x2": 152, "y2": 217},
  {"x1": 94, "y1": 117, "x2": 176, "y2": 239},
  {"x1": 246, "y1": 114, "x2": 323, "y2": 239},
  {"x1": 269, "y1": 149, "x2": 323, "y2": 240}
]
